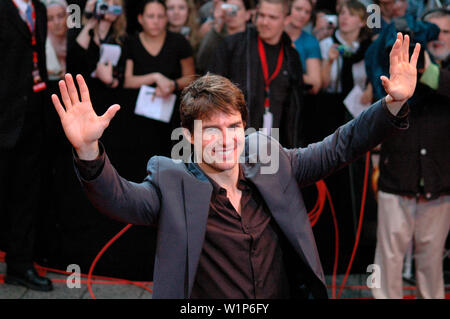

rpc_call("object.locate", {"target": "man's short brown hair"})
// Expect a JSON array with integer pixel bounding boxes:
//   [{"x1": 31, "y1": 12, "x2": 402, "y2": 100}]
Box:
[
  {"x1": 258, "y1": 0, "x2": 291, "y2": 15},
  {"x1": 180, "y1": 74, "x2": 248, "y2": 132}
]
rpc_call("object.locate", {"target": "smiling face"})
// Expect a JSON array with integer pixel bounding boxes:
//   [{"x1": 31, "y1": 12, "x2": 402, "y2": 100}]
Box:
[
  {"x1": 427, "y1": 16, "x2": 450, "y2": 62},
  {"x1": 192, "y1": 110, "x2": 246, "y2": 173},
  {"x1": 256, "y1": 1, "x2": 287, "y2": 45},
  {"x1": 289, "y1": 0, "x2": 312, "y2": 29},
  {"x1": 166, "y1": 0, "x2": 189, "y2": 29},
  {"x1": 138, "y1": 2, "x2": 168, "y2": 37}
]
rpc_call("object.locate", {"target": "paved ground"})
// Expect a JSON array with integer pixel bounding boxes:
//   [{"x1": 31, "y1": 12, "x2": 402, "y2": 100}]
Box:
[
  {"x1": 1, "y1": 260, "x2": 448, "y2": 299},
  {"x1": 0, "y1": 261, "x2": 153, "y2": 299}
]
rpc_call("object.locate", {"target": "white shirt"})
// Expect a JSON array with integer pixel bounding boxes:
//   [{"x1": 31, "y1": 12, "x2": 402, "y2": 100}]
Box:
[
  {"x1": 13, "y1": 0, "x2": 31, "y2": 14},
  {"x1": 13, "y1": 0, "x2": 33, "y2": 24},
  {"x1": 319, "y1": 30, "x2": 367, "y2": 94}
]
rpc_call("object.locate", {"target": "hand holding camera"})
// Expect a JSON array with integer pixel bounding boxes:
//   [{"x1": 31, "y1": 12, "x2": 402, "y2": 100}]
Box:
[
  {"x1": 221, "y1": 3, "x2": 239, "y2": 17},
  {"x1": 84, "y1": 0, "x2": 123, "y2": 20}
]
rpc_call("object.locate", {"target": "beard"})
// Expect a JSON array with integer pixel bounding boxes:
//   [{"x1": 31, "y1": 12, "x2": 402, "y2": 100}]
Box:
[{"x1": 428, "y1": 41, "x2": 450, "y2": 62}]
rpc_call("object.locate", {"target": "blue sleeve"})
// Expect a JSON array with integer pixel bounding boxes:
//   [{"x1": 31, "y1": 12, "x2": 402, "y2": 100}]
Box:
[
  {"x1": 294, "y1": 33, "x2": 322, "y2": 72},
  {"x1": 306, "y1": 33, "x2": 322, "y2": 60}
]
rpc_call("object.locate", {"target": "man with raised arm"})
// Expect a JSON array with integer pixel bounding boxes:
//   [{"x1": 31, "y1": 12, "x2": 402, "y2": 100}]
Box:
[{"x1": 52, "y1": 33, "x2": 420, "y2": 299}]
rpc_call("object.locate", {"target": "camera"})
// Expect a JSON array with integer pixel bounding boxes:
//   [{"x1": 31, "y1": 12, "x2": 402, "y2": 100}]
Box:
[
  {"x1": 337, "y1": 44, "x2": 354, "y2": 57},
  {"x1": 85, "y1": 0, "x2": 123, "y2": 20},
  {"x1": 324, "y1": 15, "x2": 337, "y2": 28},
  {"x1": 180, "y1": 26, "x2": 191, "y2": 37},
  {"x1": 221, "y1": 3, "x2": 239, "y2": 17}
]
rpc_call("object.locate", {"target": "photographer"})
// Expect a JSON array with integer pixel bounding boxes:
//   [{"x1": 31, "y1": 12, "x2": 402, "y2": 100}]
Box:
[
  {"x1": 312, "y1": 9, "x2": 337, "y2": 41},
  {"x1": 66, "y1": 0, "x2": 127, "y2": 94},
  {"x1": 56, "y1": 0, "x2": 128, "y2": 259},
  {"x1": 318, "y1": 0, "x2": 372, "y2": 139},
  {"x1": 371, "y1": 8, "x2": 450, "y2": 299},
  {"x1": 196, "y1": 0, "x2": 253, "y2": 74}
]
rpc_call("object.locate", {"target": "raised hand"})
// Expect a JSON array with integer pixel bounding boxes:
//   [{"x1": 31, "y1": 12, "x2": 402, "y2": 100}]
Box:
[
  {"x1": 51, "y1": 74, "x2": 120, "y2": 160},
  {"x1": 381, "y1": 33, "x2": 421, "y2": 106}
]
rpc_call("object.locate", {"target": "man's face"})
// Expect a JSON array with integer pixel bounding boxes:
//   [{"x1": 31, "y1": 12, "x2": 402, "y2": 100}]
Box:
[
  {"x1": 392, "y1": 0, "x2": 408, "y2": 17},
  {"x1": 378, "y1": 0, "x2": 395, "y2": 19},
  {"x1": 192, "y1": 110, "x2": 246, "y2": 173},
  {"x1": 427, "y1": 16, "x2": 450, "y2": 62},
  {"x1": 224, "y1": 0, "x2": 250, "y2": 31},
  {"x1": 256, "y1": 1, "x2": 286, "y2": 44}
]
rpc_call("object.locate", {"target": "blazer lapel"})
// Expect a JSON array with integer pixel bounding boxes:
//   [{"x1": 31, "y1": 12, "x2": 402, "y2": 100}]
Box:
[
  {"x1": 7, "y1": 0, "x2": 32, "y2": 40},
  {"x1": 182, "y1": 172, "x2": 212, "y2": 297}
]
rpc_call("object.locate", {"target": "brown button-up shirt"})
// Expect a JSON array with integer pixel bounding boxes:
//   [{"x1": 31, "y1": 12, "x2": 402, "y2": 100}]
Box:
[{"x1": 190, "y1": 164, "x2": 290, "y2": 299}]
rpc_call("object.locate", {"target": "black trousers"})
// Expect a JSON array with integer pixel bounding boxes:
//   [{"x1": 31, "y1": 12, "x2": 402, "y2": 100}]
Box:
[{"x1": 0, "y1": 93, "x2": 45, "y2": 271}]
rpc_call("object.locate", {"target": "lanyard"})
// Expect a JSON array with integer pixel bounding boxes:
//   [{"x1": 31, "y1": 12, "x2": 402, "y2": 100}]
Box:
[
  {"x1": 257, "y1": 36, "x2": 284, "y2": 109},
  {"x1": 12, "y1": 1, "x2": 46, "y2": 92},
  {"x1": 12, "y1": 1, "x2": 38, "y2": 64}
]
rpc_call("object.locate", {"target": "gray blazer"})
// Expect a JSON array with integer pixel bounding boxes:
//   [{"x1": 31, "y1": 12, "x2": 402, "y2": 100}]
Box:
[{"x1": 76, "y1": 99, "x2": 409, "y2": 299}]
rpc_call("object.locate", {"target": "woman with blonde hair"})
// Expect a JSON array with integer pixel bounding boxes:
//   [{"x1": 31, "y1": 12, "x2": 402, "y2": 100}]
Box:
[
  {"x1": 65, "y1": 0, "x2": 128, "y2": 171},
  {"x1": 166, "y1": 0, "x2": 202, "y2": 51},
  {"x1": 67, "y1": 0, "x2": 127, "y2": 90}
]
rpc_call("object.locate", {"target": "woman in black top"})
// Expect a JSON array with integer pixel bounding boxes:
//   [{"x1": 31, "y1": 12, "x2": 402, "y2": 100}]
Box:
[
  {"x1": 123, "y1": 0, "x2": 195, "y2": 158},
  {"x1": 124, "y1": 0, "x2": 195, "y2": 96}
]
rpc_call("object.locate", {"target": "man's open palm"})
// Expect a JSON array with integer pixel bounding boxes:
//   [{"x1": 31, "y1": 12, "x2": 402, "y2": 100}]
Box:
[
  {"x1": 381, "y1": 33, "x2": 421, "y2": 102},
  {"x1": 51, "y1": 74, "x2": 120, "y2": 152}
]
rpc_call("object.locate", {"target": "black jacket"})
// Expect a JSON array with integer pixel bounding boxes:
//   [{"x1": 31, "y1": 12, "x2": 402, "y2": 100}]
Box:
[
  {"x1": 0, "y1": 0, "x2": 48, "y2": 149},
  {"x1": 208, "y1": 25, "x2": 305, "y2": 148},
  {"x1": 378, "y1": 59, "x2": 450, "y2": 199}
]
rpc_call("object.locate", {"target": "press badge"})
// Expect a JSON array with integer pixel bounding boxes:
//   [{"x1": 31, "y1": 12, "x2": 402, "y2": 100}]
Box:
[
  {"x1": 32, "y1": 68, "x2": 47, "y2": 92},
  {"x1": 262, "y1": 109, "x2": 273, "y2": 136}
]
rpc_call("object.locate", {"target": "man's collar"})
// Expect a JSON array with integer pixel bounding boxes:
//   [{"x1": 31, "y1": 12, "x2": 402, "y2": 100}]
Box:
[
  {"x1": 334, "y1": 30, "x2": 360, "y2": 51},
  {"x1": 186, "y1": 160, "x2": 247, "y2": 194}
]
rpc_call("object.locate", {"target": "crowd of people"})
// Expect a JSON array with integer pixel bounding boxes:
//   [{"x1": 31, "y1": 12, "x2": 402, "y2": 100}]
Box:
[{"x1": 0, "y1": 0, "x2": 448, "y2": 299}]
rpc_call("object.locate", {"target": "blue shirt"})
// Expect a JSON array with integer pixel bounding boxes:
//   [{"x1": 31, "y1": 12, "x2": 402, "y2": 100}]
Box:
[{"x1": 293, "y1": 31, "x2": 322, "y2": 73}]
